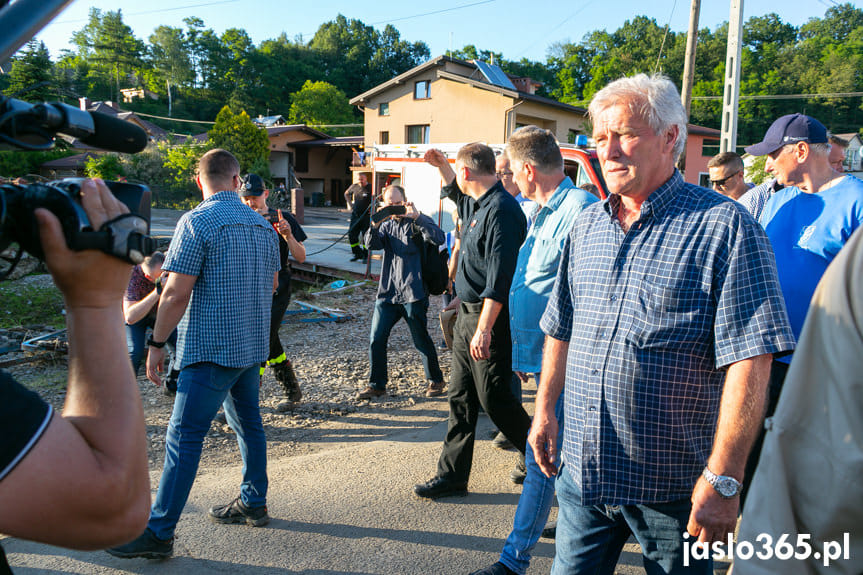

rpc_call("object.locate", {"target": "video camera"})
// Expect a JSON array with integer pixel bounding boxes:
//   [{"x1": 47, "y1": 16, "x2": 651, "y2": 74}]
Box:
[{"x1": 0, "y1": 178, "x2": 157, "y2": 279}]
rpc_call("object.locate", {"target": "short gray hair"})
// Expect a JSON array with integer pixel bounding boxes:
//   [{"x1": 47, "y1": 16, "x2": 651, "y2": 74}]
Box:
[
  {"x1": 777, "y1": 142, "x2": 830, "y2": 158},
  {"x1": 588, "y1": 74, "x2": 688, "y2": 161},
  {"x1": 506, "y1": 125, "x2": 563, "y2": 174}
]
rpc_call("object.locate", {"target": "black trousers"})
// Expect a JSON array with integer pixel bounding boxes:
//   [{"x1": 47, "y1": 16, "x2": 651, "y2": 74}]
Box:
[
  {"x1": 268, "y1": 272, "x2": 292, "y2": 363},
  {"x1": 436, "y1": 301, "x2": 531, "y2": 483},
  {"x1": 348, "y1": 213, "x2": 370, "y2": 257}
]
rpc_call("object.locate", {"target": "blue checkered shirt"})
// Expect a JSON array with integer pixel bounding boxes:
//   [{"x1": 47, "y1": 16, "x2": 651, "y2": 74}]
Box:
[
  {"x1": 164, "y1": 191, "x2": 280, "y2": 369},
  {"x1": 540, "y1": 171, "x2": 794, "y2": 505}
]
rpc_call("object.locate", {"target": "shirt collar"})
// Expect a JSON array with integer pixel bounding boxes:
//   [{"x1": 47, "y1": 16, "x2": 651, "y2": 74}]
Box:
[
  {"x1": 475, "y1": 181, "x2": 507, "y2": 207},
  {"x1": 200, "y1": 190, "x2": 242, "y2": 205},
  {"x1": 543, "y1": 176, "x2": 576, "y2": 212},
  {"x1": 602, "y1": 169, "x2": 683, "y2": 220}
]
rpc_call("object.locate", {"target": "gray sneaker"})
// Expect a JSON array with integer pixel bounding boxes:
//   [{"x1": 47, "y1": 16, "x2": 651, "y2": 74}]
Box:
[{"x1": 208, "y1": 497, "x2": 269, "y2": 527}]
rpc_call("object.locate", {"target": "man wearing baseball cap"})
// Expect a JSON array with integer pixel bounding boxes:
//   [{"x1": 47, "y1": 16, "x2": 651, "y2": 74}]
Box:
[
  {"x1": 742, "y1": 113, "x2": 863, "y2": 503},
  {"x1": 239, "y1": 173, "x2": 308, "y2": 411}
]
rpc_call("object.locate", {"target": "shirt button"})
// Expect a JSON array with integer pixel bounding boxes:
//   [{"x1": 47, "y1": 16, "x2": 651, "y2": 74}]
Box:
[
  {"x1": 609, "y1": 294, "x2": 617, "y2": 302},
  {"x1": 592, "y1": 368, "x2": 599, "y2": 375},
  {"x1": 589, "y1": 405, "x2": 597, "y2": 412}
]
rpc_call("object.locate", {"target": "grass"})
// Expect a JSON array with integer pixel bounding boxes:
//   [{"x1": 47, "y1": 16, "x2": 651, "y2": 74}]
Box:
[{"x1": 0, "y1": 283, "x2": 65, "y2": 329}]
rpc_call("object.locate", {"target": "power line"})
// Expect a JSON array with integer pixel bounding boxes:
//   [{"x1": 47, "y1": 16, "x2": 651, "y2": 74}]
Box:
[
  {"x1": 51, "y1": 0, "x2": 240, "y2": 24},
  {"x1": 653, "y1": 0, "x2": 679, "y2": 75},
  {"x1": 514, "y1": 1, "x2": 598, "y2": 59},
  {"x1": 692, "y1": 92, "x2": 863, "y2": 101},
  {"x1": 132, "y1": 111, "x2": 214, "y2": 124}
]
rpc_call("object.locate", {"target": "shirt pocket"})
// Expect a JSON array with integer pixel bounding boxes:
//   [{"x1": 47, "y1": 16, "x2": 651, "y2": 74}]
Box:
[
  {"x1": 629, "y1": 277, "x2": 712, "y2": 350},
  {"x1": 526, "y1": 236, "x2": 564, "y2": 277}
]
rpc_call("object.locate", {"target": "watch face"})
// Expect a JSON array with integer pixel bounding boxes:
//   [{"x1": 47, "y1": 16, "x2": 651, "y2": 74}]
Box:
[{"x1": 717, "y1": 477, "x2": 739, "y2": 497}]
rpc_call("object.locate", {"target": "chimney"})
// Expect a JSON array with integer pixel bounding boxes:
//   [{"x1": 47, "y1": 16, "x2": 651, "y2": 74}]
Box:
[
  {"x1": 511, "y1": 77, "x2": 541, "y2": 95},
  {"x1": 79, "y1": 97, "x2": 91, "y2": 111}
]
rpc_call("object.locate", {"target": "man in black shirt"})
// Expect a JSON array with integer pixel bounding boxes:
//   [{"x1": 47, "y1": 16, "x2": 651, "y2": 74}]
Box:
[
  {"x1": 344, "y1": 173, "x2": 372, "y2": 262},
  {"x1": 239, "y1": 174, "x2": 308, "y2": 410},
  {"x1": 414, "y1": 144, "x2": 531, "y2": 499}
]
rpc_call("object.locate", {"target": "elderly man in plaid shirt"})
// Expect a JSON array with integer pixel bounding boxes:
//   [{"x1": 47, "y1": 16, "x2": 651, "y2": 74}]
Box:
[
  {"x1": 108, "y1": 149, "x2": 280, "y2": 559},
  {"x1": 529, "y1": 74, "x2": 795, "y2": 574}
]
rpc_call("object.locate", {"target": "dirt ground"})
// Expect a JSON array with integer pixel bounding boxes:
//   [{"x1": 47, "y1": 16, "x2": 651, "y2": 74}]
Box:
[{"x1": 3, "y1": 278, "x2": 454, "y2": 471}]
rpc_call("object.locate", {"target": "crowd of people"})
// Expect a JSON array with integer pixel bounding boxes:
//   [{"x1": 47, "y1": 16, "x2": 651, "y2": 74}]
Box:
[{"x1": 1, "y1": 71, "x2": 861, "y2": 574}]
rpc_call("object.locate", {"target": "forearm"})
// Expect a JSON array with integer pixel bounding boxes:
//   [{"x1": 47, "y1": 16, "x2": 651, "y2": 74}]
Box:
[
  {"x1": 708, "y1": 354, "x2": 772, "y2": 479},
  {"x1": 123, "y1": 290, "x2": 158, "y2": 324},
  {"x1": 151, "y1": 286, "x2": 190, "y2": 342},
  {"x1": 536, "y1": 336, "x2": 568, "y2": 420},
  {"x1": 476, "y1": 298, "x2": 503, "y2": 334},
  {"x1": 285, "y1": 235, "x2": 305, "y2": 263}
]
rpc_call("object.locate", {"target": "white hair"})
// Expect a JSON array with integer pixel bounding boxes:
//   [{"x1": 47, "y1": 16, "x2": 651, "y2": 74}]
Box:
[{"x1": 588, "y1": 74, "x2": 688, "y2": 162}]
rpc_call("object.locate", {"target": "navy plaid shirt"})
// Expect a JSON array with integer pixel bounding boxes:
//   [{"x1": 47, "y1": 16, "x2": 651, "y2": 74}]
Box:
[
  {"x1": 164, "y1": 191, "x2": 280, "y2": 369},
  {"x1": 540, "y1": 171, "x2": 794, "y2": 505}
]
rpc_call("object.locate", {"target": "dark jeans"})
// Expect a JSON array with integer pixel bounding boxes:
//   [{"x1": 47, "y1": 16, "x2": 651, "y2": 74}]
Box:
[
  {"x1": 268, "y1": 272, "x2": 292, "y2": 363},
  {"x1": 436, "y1": 301, "x2": 531, "y2": 483},
  {"x1": 740, "y1": 359, "x2": 788, "y2": 508},
  {"x1": 552, "y1": 464, "x2": 711, "y2": 575},
  {"x1": 369, "y1": 298, "x2": 443, "y2": 389},
  {"x1": 126, "y1": 317, "x2": 177, "y2": 374}
]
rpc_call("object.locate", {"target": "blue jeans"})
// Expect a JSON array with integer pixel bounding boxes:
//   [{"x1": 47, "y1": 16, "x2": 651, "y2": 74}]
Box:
[
  {"x1": 148, "y1": 363, "x2": 268, "y2": 540},
  {"x1": 125, "y1": 317, "x2": 177, "y2": 374},
  {"x1": 500, "y1": 383, "x2": 563, "y2": 574},
  {"x1": 551, "y1": 464, "x2": 711, "y2": 575},
  {"x1": 368, "y1": 298, "x2": 443, "y2": 389}
]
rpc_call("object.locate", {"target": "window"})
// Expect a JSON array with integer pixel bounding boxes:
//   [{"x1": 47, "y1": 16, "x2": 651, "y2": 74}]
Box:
[
  {"x1": 406, "y1": 124, "x2": 430, "y2": 144},
  {"x1": 414, "y1": 80, "x2": 430, "y2": 100},
  {"x1": 379, "y1": 102, "x2": 389, "y2": 116},
  {"x1": 379, "y1": 131, "x2": 389, "y2": 145},
  {"x1": 295, "y1": 147, "x2": 309, "y2": 173}
]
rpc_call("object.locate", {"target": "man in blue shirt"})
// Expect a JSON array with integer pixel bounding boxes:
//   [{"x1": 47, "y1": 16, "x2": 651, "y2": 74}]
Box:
[
  {"x1": 741, "y1": 113, "x2": 863, "y2": 504},
  {"x1": 358, "y1": 184, "x2": 446, "y2": 400},
  {"x1": 470, "y1": 127, "x2": 597, "y2": 575},
  {"x1": 108, "y1": 149, "x2": 280, "y2": 559},
  {"x1": 530, "y1": 75, "x2": 794, "y2": 574}
]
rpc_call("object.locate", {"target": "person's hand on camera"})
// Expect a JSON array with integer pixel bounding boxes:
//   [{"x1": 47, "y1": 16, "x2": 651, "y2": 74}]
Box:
[
  {"x1": 35, "y1": 178, "x2": 132, "y2": 308},
  {"x1": 404, "y1": 202, "x2": 419, "y2": 220}
]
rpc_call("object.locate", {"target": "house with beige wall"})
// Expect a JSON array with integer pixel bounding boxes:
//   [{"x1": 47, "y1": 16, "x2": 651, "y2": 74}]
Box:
[{"x1": 349, "y1": 55, "x2": 590, "y2": 150}]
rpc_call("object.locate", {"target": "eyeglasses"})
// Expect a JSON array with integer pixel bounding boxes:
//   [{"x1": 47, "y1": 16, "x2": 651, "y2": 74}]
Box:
[
  {"x1": 496, "y1": 171, "x2": 514, "y2": 178},
  {"x1": 710, "y1": 170, "x2": 741, "y2": 188}
]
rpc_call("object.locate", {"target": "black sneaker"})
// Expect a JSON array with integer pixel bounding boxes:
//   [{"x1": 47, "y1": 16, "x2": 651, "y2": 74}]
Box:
[
  {"x1": 413, "y1": 476, "x2": 468, "y2": 499},
  {"x1": 208, "y1": 497, "x2": 269, "y2": 527},
  {"x1": 492, "y1": 431, "x2": 515, "y2": 450},
  {"x1": 469, "y1": 561, "x2": 519, "y2": 575},
  {"x1": 106, "y1": 528, "x2": 173, "y2": 559},
  {"x1": 541, "y1": 519, "x2": 557, "y2": 539}
]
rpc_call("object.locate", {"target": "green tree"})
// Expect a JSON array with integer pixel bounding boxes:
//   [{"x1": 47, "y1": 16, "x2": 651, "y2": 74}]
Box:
[
  {"x1": 85, "y1": 153, "x2": 124, "y2": 179},
  {"x1": 288, "y1": 80, "x2": 356, "y2": 135},
  {"x1": 207, "y1": 106, "x2": 270, "y2": 174},
  {"x1": 148, "y1": 26, "x2": 193, "y2": 116},
  {"x1": 7, "y1": 40, "x2": 56, "y2": 101},
  {"x1": 72, "y1": 9, "x2": 145, "y2": 101}
]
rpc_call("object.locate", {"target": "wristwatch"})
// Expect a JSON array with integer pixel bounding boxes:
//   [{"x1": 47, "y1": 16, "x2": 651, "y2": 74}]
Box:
[
  {"x1": 146, "y1": 336, "x2": 167, "y2": 349},
  {"x1": 702, "y1": 467, "x2": 742, "y2": 498}
]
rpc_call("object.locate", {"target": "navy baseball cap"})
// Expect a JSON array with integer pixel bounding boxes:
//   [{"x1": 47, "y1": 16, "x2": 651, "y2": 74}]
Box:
[
  {"x1": 239, "y1": 173, "x2": 266, "y2": 196},
  {"x1": 744, "y1": 113, "x2": 828, "y2": 156}
]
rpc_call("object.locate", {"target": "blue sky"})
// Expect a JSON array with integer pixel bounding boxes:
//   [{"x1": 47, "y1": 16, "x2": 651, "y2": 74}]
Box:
[{"x1": 36, "y1": 0, "x2": 859, "y2": 62}]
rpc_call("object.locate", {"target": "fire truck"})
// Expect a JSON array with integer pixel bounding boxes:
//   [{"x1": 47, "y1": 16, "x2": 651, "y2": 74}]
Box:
[{"x1": 363, "y1": 138, "x2": 608, "y2": 233}]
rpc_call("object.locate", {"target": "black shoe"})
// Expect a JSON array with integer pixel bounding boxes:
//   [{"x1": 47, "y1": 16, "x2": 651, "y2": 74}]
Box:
[
  {"x1": 469, "y1": 561, "x2": 518, "y2": 575},
  {"x1": 274, "y1": 361, "x2": 302, "y2": 403},
  {"x1": 106, "y1": 528, "x2": 173, "y2": 559},
  {"x1": 492, "y1": 431, "x2": 514, "y2": 450},
  {"x1": 510, "y1": 457, "x2": 526, "y2": 485},
  {"x1": 541, "y1": 520, "x2": 556, "y2": 540},
  {"x1": 356, "y1": 386, "x2": 386, "y2": 400},
  {"x1": 350, "y1": 254, "x2": 362, "y2": 261},
  {"x1": 208, "y1": 496, "x2": 270, "y2": 527},
  {"x1": 413, "y1": 476, "x2": 468, "y2": 499}
]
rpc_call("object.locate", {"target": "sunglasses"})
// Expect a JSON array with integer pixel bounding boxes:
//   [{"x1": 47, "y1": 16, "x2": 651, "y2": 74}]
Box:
[{"x1": 710, "y1": 170, "x2": 740, "y2": 187}]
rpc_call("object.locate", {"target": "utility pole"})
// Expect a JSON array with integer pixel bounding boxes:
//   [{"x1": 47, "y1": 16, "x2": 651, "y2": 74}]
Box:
[
  {"x1": 678, "y1": 0, "x2": 701, "y2": 172},
  {"x1": 720, "y1": 0, "x2": 744, "y2": 153}
]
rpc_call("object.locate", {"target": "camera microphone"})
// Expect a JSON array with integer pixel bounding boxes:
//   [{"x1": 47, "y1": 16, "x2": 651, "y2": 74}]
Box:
[{"x1": 0, "y1": 96, "x2": 149, "y2": 153}]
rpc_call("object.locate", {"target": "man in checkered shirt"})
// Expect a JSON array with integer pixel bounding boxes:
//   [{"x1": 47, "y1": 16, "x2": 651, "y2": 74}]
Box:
[
  {"x1": 529, "y1": 75, "x2": 795, "y2": 574},
  {"x1": 108, "y1": 149, "x2": 280, "y2": 560}
]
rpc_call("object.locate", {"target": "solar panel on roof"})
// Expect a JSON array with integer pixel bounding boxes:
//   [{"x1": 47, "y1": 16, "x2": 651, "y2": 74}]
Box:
[{"x1": 473, "y1": 60, "x2": 517, "y2": 90}]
